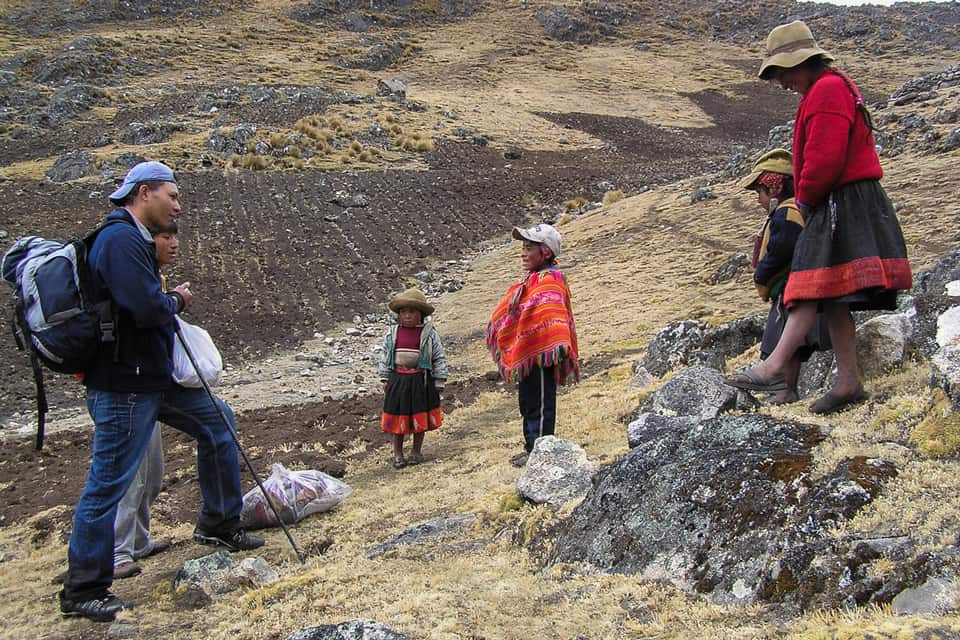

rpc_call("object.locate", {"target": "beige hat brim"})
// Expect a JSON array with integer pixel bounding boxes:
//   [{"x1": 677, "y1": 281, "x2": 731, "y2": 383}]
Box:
[
  {"x1": 388, "y1": 297, "x2": 434, "y2": 316},
  {"x1": 738, "y1": 168, "x2": 764, "y2": 190},
  {"x1": 758, "y1": 48, "x2": 834, "y2": 79}
]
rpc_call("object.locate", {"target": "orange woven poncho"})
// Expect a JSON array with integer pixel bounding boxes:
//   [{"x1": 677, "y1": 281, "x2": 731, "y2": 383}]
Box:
[{"x1": 485, "y1": 266, "x2": 579, "y2": 385}]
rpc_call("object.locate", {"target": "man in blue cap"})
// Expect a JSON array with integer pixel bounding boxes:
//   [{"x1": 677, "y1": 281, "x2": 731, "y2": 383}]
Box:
[{"x1": 59, "y1": 161, "x2": 263, "y2": 622}]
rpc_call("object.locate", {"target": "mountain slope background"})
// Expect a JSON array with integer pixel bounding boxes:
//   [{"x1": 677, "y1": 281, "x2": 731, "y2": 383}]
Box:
[{"x1": 0, "y1": 1, "x2": 959, "y2": 638}]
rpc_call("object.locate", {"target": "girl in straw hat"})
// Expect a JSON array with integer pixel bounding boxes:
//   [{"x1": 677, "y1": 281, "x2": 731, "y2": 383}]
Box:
[
  {"x1": 740, "y1": 148, "x2": 830, "y2": 405},
  {"x1": 378, "y1": 288, "x2": 448, "y2": 468},
  {"x1": 726, "y1": 20, "x2": 912, "y2": 415},
  {"x1": 486, "y1": 224, "x2": 579, "y2": 466}
]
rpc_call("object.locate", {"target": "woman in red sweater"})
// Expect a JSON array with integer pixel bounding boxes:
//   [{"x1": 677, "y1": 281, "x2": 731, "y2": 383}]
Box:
[{"x1": 726, "y1": 20, "x2": 912, "y2": 414}]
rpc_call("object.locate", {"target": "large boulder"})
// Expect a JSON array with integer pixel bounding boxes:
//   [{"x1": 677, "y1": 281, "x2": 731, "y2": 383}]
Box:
[
  {"x1": 287, "y1": 621, "x2": 410, "y2": 640},
  {"x1": 855, "y1": 312, "x2": 913, "y2": 378},
  {"x1": 637, "y1": 316, "x2": 765, "y2": 378},
  {"x1": 637, "y1": 320, "x2": 708, "y2": 378},
  {"x1": 516, "y1": 436, "x2": 595, "y2": 507},
  {"x1": 626, "y1": 413, "x2": 697, "y2": 449},
  {"x1": 550, "y1": 415, "x2": 906, "y2": 608}
]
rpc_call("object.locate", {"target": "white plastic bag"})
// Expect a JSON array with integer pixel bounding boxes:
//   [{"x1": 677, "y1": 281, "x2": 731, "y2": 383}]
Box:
[
  {"x1": 172, "y1": 316, "x2": 223, "y2": 388},
  {"x1": 240, "y1": 463, "x2": 353, "y2": 529}
]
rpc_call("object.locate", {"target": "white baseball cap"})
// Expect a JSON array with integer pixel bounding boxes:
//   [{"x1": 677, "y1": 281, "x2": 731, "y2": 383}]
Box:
[{"x1": 512, "y1": 224, "x2": 561, "y2": 258}]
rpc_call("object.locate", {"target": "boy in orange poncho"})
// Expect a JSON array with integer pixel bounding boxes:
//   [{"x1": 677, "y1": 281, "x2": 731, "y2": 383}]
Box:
[{"x1": 486, "y1": 224, "x2": 579, "y2": 467}]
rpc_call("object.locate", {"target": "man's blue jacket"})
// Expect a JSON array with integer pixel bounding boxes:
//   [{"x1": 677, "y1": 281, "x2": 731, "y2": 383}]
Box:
[{"x1": 83, "y1": 208, "x2": 179, "y2": 392}]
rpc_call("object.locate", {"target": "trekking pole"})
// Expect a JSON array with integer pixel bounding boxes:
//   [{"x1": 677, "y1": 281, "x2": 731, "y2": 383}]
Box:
[{"x1": 174, "y1": 325, "x2": 306, "y2": 564}]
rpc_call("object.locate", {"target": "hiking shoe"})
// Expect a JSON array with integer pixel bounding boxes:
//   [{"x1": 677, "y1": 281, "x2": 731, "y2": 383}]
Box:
[
  {"x1": 59, "y1": 591, "x2": 128, "y2": 622},
  {"x1": 193, "y1": 527, "x2": 264, "y2": 552}
]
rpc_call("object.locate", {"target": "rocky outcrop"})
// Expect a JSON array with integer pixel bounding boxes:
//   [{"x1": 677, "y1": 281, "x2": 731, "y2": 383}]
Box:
[
  {"x1": 516, "y1": 436, "x2": 595, "y2": 507},
  {"x1": 551, "y1": 414, "x2": 914, "y2": 608},
  {"x1": 367, "y1": 514, "x2": 476, "y2": 559},
  {"x1": 287, "y1": 621, "x2": 410, "y2": 640},
  {"x1": 638, "y1": 365, "x2": 744, "y2": 420},
  {"x1": 637, "y1": 317, "x2": 765, "y2": 378},
  {"x1": 46, "y1": 150, "x2": 93, "y2": 182},
  {"x1": 912, "y1": 246, "x2": 960, "y2": 357},
  {"x1": 173, "y1": 551, "x2": 278, "y2": 609}
]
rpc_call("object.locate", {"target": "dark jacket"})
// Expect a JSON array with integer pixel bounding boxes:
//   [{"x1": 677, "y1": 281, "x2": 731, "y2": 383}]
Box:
[
  {"x1": 83, "y1": 209, "x2": 179, "y2": 392},
  {"x1": 753, "y1": 198, "x2": 804, "y2": 302}
]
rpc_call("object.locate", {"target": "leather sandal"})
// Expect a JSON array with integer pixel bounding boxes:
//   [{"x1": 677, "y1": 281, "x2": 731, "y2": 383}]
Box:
[
  {"x1": 809, "y1": 385, "x2": 869, "y2": 415},
  {"x1": 392, "y1": 457, "x2": 406, "y2": 469},
  {"x1": 724, "y1": 366, "x2": 788, "y2": 392}
]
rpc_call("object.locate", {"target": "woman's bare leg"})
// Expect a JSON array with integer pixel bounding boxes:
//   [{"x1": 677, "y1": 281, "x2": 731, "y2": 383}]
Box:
[
  {"x1": 746, "y1": 302, "x2": 818, "y2": 381},
  {"x1": 824, "y1": 302, "x2": 861, "y2": 396}
]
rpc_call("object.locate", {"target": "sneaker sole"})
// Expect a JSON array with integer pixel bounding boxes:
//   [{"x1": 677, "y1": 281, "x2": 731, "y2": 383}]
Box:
[
  {"x1": 193, "y1": 532, "x2": 264, "y2": 552},
  {"x1": 193, "y1": 532, "x2": 240, "y2": 551},
  {"x1": 60, "y1": 610, "x2": 117, "y2": 622}
]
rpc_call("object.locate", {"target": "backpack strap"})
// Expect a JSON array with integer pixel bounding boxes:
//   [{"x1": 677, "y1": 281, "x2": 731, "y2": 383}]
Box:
[
  {"x1": 10, "y1": 294, "x2": 47, "y2": 449},
  {"x1": 81, "y1": 217, "x2": 132, "y2": 360}
]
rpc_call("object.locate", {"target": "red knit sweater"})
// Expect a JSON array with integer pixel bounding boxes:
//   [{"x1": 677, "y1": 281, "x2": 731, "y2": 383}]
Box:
[{"x1": 793, "y1": 69, "x2": 883, "y2": 207}]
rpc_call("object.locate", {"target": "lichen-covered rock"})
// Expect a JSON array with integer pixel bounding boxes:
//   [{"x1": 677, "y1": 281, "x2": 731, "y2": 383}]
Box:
[
  {"x1": 931, "y1": 343, "x2": 960, "y2": 406},
  {"x1": 550, "y1": 415, "x2": 904, "y2": 608},
  {"x1": 537, "y1": 6, "x2": 601, "y2": 44},
  {"x1": 912, "y1": 245, "x2": 960, "y2": 357},
  {"x1": 855, "y1": 312, "x2": 913, "y2": 378},
  {"x1": 643, "y1": 365, "x2": 740, "y2": 420},
  {"x1": 367, "y1": 514, "x2": 476, "y2": 559},
  {"x1": 626, "y1": 412, "x2": 697, "y2": 449},
  {"x1": 173, "y1": 551, "x2": 239, "y2": 607},
  {"x1": 637, "y1": 316, "x2": 765, "y2": 379},
  {"x1": 516, "y1": 436, "x2": 595, "y2": 507},
  {"x1": 46, "y1": 150, "x2": 93, "y2": 182},
  {"x1": 376, "y1": 78, "x2": 406, "y2": 99},
  {"x1": 709, "y1": 252, "x2": 749, "y2": 284},
  {"x1": 553, "y1": 415, "x2": 829, "y2": 603},
  {"x1": 637, "y1": 320, "x2": 708, "y2": 378},
  {"x1": 287, "y1": 621, "x2": 410, "y2": 640},
  {"x1": 892, "y1": 572, "x2": 960, "y2": 615}
]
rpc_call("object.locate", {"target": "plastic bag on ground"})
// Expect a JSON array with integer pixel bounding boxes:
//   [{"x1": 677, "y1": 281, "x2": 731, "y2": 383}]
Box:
[
  {"x1": 240, "y1": 463, "x2": 353, "y2": 529},
  {"x1": 172, "y1": 315, "x2": 223, "y2": 388}
]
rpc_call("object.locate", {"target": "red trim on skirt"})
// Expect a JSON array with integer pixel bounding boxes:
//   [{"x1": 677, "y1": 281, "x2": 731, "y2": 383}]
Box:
[
  {"x1": 381, "y1": 406, "x2": 443, "y2": 435},
  {"x1": 784, "y1": 256, "x2": 912, "y2": 304}
]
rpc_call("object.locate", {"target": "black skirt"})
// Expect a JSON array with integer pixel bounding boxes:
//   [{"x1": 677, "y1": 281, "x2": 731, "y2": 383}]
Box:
[
  {"x1": 381, "y1": 370, "x2": 442, "y2": 435},
  {"x1": 785, "y1": 180, "x2": 912, "y2": 310}
]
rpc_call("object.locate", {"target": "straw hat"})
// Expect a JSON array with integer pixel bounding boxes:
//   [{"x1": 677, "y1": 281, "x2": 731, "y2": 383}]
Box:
[
  {"x1": 758, "y1": 20, "x2": 834, "y2": 80},
  {"x1": 388, "y1": 288, "x2": 434, "y2": 316},
  {"x1": 738, "y1": 148, "x2": 793, "y2": 190}
]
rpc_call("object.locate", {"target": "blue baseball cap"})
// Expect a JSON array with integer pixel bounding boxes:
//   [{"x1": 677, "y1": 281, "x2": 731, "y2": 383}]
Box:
[{"x1": 109, "y1": 161, "x2": 176, "y2": 205}]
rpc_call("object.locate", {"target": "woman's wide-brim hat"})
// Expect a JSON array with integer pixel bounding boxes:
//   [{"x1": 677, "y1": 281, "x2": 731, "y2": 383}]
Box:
[
  {"x1": 739, "y1": 148, "x2": 793, "y2": 190},
  {"x1": 388, "y1": 287, "x2": 434, "y2": 316},
  {"x1": 758, "y1": 20, "x2": 834, "y2": 80}
]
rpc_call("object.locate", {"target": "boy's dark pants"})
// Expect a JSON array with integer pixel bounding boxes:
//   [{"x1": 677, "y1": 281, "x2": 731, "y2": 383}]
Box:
[{"x1": 518, "y1": 365, "x2": 557, "y2": 452}]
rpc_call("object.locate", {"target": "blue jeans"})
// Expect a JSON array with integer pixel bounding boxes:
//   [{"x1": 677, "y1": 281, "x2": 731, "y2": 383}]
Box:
[
  {"x1": 64, "y1": 386, "x2": 242, "y2": 600},
  {"x1": 518, "y1": 365, "x2": 557, "y2": 452}
]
